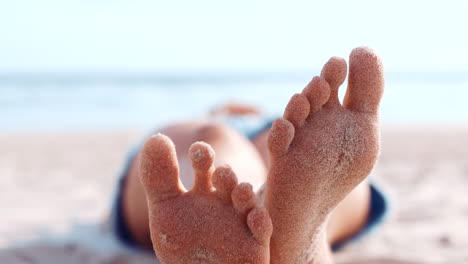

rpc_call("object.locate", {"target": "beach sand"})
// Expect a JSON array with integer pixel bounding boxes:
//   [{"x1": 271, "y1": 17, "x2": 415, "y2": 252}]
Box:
[{"x1": 0, "y1": 127, "x2": 467, "y2": 264}]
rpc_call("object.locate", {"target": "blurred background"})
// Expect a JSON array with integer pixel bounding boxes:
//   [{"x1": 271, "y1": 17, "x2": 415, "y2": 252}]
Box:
[
  {"x1": 1, "y1": 0, "x2": 467, "y2": 131},
  {"x1": 0, "y1": 1, "x2": 467, "y2": 264}
]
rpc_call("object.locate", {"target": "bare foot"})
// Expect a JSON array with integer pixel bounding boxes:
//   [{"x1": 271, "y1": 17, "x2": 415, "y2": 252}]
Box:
[
  {"x1": 139, "y1": 134, "x2": 272, "y2": 264},
  {"x1": 265, "y1": 47, "x2": 384, "y2": 263}
]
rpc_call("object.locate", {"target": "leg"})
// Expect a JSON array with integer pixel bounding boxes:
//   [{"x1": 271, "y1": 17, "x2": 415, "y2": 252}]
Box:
[
  {"x1": 326, "y1": 181, "x2": 370, "y2": 244},
  {"x1": 121, "y1": 121, "x2": 267, "y2": 248},
  {"x1": 265, "y1": 47, "x2": 384, "y2": 263}
]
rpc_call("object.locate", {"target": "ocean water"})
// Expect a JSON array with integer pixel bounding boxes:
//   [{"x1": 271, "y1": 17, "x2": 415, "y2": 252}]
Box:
[{"x1": 0, "y1": 72, "x2": 467, "y2": 131}]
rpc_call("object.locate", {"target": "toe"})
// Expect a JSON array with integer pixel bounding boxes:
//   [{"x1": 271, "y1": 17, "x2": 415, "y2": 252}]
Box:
[
  {"x1": 320, "y1": 56, "x2": 347, "y2": 104},
  {"x1": 344, "y1": 46, "x2": 384, "y2": 114},
  {"x1": 189, "y1": 141, "x2": 215, "y2": 193},
  {"x1": 247, "y1": 207, "x2": 273, "y2": 245},
  {"x1": 283, "y1": 93, "x2": 310, "y2": 128},
  {"x1": 139, "y1": 133, "x2": 184, "y2": 203},
  {"x1": 212, "y1": 165, "x2": 238, "y2": 202},
  {"x1": 268, "y1": 118, "x2": 295, "y2": 157},
  {"x1": 232, "y1": 183, "x2": 257, "y2": 215},
  {"x1": 301, "y1": 76, "x2": 331, "y2": 113}
]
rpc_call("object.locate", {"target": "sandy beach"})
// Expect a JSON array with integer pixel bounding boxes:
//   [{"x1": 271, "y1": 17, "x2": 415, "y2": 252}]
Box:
[{"x1": 0, "y1": 126, "x2": 467, "y2": 264}]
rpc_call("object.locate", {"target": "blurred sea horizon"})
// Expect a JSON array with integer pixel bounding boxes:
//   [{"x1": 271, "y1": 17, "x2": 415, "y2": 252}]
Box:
[{"x1": 1, "y1": 71, "x2": 467, "y2": 131}]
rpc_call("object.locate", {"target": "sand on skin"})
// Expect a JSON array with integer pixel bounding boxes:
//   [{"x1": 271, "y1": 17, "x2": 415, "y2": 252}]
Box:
[{"x1": 0, "y1": 127, "x2": 467, "y2": 264}]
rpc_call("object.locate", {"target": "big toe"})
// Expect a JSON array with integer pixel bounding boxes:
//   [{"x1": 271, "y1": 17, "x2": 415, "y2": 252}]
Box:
[
  {"x1": 344, "y1": 46, "x2": 384, "y2": 114},
  {"x1": 139, "y1": 133, "x2": 184, "y2": 202}
]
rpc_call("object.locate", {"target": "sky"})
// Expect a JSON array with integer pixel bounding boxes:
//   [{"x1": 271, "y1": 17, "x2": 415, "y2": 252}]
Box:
[{"x1": 1, "y1": 0, "x2": 467, "y2": 72}]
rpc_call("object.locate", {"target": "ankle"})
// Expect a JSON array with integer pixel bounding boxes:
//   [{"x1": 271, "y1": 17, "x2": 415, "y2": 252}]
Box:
[{"x1": 306, "y1": 225, "x2": 333, "y2": 264}]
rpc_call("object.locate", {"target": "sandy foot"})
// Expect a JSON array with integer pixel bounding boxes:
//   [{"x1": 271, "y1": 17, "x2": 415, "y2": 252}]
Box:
[
  {"x1": 139, "y1": 134, "x2": 272, "y2": 264},
  {"x1": 265, "y1": 47, "x2": 384, "y2": 263}
]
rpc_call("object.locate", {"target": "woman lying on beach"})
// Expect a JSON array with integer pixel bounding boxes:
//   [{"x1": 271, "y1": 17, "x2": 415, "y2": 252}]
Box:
[{"x1": 111, "y1": 46, "x2": 387, "y2": 263}]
